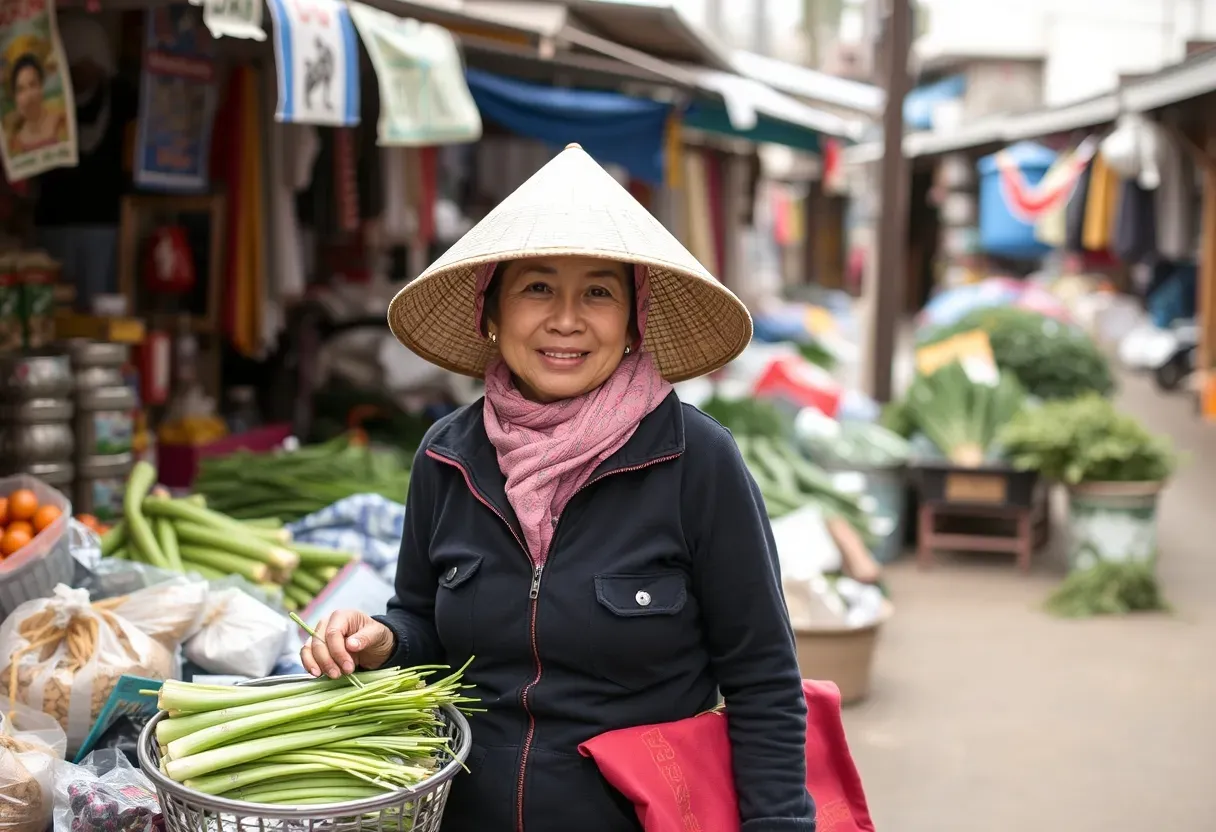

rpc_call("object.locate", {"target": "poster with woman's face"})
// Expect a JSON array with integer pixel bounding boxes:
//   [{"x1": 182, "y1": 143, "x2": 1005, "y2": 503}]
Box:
[{"x1": 0, "y1": 0, "x2": 77, "y2": 182}]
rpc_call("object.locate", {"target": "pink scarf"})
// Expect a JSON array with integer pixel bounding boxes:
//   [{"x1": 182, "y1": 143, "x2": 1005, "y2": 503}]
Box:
[{"x1": 483, "y1": 351, "x2": 672, "y2": 563}]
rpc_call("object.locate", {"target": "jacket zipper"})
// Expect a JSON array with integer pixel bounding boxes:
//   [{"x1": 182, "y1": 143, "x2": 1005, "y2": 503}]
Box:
[{"x1": 428, "y1": 447, "x2": 681, "y2": 832}]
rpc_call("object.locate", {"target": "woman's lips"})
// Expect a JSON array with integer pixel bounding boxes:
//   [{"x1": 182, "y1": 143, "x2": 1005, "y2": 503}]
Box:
[{"x1": 536, "y1": 349, "x2": 590, "y2": 369}]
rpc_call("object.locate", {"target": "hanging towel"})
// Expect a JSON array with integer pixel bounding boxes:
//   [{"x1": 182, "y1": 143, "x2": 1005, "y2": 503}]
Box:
[
  {"x1": 1083, "y1": 153, "x2": 1120, "y2": 252},
  {"x1": 1034, "y1": 149, "x2": 1077, "y2": 247}
]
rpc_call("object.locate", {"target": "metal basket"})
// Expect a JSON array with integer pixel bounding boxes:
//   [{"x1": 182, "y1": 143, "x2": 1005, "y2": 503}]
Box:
[{"x1": 137, "y1": 675, "x2": 472, "y2": 832}]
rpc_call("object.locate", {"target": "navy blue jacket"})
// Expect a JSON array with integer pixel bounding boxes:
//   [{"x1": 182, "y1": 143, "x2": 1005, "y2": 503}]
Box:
[{"x1": 376, "y1": 391, "x2": 815, "y2": 832}]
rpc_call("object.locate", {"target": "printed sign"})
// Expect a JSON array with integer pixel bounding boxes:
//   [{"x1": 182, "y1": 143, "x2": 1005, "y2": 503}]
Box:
[
  {"x1": 349, "y1": 2, "x2": 481, "y2": 146},
  {"x1": 267, "y1": 0, "x2": 359, "y2": 127},
  {"x1": 914, "y1": 329, "x2": 999, "y2": 387},
  {"x1": 201, "y1": 0, "x2": 268, "y2": 41},
  {"x1": 0, "y1": 0, "x2": 76, "y2": 182},
  {"x1": 134, "y1": 6, "x2": 219, "y2": 192}
]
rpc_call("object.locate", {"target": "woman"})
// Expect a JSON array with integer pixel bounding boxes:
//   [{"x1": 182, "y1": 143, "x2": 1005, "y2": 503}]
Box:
[
  {"x1": 8, "y1": 53, "x2": 66, "y2": 155},
  {"x1": 303, "y1": 143, "x2": 814, "y2": 832}
]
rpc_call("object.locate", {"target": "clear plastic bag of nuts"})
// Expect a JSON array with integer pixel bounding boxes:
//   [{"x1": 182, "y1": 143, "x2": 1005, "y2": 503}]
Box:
[
  {"x1": 0, "y1": 703, "x2": 67, "y2": 832},
  {"x1": 0, "y1": 585, "x2": 176, "y2": 757}
]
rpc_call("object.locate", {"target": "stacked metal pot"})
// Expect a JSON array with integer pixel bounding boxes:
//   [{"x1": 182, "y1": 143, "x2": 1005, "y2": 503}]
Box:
[
  {"x1": 67, "y1": 340, "x2": 136, "y2": 522},
  {"x1": 0, "y1": 351, "x2": 76, "y2": 490}
]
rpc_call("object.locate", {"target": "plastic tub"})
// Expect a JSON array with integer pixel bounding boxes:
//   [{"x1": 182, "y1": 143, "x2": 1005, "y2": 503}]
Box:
[
  {"x1": 0, "y1": 474, "x2": 73, "y2": 619},
  {"x1": 792, "y1": 601, "x2": 892, "y2": 705}
]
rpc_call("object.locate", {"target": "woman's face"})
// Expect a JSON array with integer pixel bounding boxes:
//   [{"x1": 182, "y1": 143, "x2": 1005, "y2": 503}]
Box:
[
  {"x1": 489, "y1": 256, "x2": 633, "y2": 402},
  {"x1": 13, "y1": 65, "x2": 43, "y2": 121}
]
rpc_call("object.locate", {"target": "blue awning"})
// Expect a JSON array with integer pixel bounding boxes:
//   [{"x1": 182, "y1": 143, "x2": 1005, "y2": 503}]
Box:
[
  {"x1": 464, "y1": 69, "x2": 671, "y2": 184},
  {"x1": 904, "y1": 74, "x2": 966, "y2": 131}
]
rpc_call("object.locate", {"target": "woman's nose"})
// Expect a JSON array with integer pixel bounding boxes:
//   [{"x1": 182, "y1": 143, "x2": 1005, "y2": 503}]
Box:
[{"x1": 546, "y1": 295, "x2": 584, "y2": 333}]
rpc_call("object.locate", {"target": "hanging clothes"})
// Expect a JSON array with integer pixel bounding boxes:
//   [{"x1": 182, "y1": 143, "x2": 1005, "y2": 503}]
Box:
[
  {"x1": 1082, "y1": 153, "x2": 1120, "y2": 252},
  {"x1": 1064, "y1": 158, "x2": 1093, "y2": 252},
  {"x1": 1112, "y1": 178, "x2": 1158, "y2": 264},
  {"x1": 1153, "y1": 126, "x2": 1196, "y2": 261},
  {"x1": 703, "y1": 150, "x2": 727, "y2": 278},
  {"x1": 380, "y1": 147, "x2": 411, "y2": 243},
  {"x1": 1034, "y1": 148, "x2": 1081, "y2": 248}
]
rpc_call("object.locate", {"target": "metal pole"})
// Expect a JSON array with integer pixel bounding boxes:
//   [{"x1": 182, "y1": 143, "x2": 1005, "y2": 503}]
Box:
[
  {"x1": 706, "y1": 0, "x2": 723, "y2": 38},
  {"x1": 753, "y1": 0, "x2": 770, "y2": 55},
  {"x1": 867, "y1": 0, "x2": 912, "y2": 402}
]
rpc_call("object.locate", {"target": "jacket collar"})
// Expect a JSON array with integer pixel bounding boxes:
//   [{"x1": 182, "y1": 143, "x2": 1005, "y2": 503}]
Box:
[{"x1": 425, "y1": 390, "x2": 686, "y2": 528}]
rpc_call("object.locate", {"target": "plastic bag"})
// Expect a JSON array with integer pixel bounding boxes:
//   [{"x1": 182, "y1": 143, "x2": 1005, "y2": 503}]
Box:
[
  {"x1": 0, "y1": 585, "x2": 177, "y2": 755},
  {"x1": 0, "y1": 704, "x2": 67, "y2": 832},
  {"x1": 183, "y1": 587, "x2": 291, "y2": 678},
  {"x1": 110, "y1": 578, "x2": 208, "y2": 649},
  {"x1": 53, "y1": 749, "x2": 161, "y2": 832}
]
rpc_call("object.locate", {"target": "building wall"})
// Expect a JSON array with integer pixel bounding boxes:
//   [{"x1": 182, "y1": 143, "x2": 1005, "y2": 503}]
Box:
[{"x1": 916, "y1": 0, "x2": 1216, "y2": 105}]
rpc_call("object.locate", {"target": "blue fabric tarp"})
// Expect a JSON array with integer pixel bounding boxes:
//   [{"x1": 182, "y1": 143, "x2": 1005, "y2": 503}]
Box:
[{"x1": 465, "y1": 69, "x2": 671, "y2": 184}]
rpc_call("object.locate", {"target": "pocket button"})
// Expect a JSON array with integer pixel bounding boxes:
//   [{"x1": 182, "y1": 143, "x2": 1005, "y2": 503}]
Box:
[
  {"x1": 446, "y1": 566, "x2": 459, "y2": 581},
  {"x1": 635, "y1": 590, "x2": 651, "y2": 607}
]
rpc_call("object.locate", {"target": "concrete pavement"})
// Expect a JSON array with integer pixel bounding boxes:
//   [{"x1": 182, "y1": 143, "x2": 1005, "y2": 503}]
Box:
[{"x1": 843, "y1": 372, "x2": 1216, "y2": 831}]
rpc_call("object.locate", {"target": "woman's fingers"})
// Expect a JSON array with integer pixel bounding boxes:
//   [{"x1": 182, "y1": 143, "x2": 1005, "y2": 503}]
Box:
[
  {"x1": 300, "y1": 639, "x2": 322, "y2": 677},
  {"x1": 306, "y1": 614, "x2": 342, "y2": 678},
  {"x1": 325, "y1": 612, "x2": 359, "y2": 676}
]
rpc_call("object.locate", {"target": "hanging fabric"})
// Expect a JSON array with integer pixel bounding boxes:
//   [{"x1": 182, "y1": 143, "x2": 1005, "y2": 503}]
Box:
[
  {"x1": 995, "y1": 137, "x2": 1096, "y2": 224},
  {"x1": 703, "y1": 150, "x2": 727, "y2": 278},
  {"x1": 1082, "y1": 152, "x2": 1120, "y2": 252},
  {"x1": 266, "y1": 0, "x2": 359, "y2": 127},
  {"x1": 333, "y1": 128, "x2": 359, "y2": 233},
  {"x1": 1064, "y1": 159, "x2": 1093, "y2": 252},
  {"x1": 348, "y1": 2, "x2": 481, "y2": 147},
  {"x1": 201, "y1": 0, "x2": 267, "y2": 41},
  {"x1": 681, "y1": 150, "x2": 716, "y2": 276},
  {"x1": 1112, "y1": 178, "x2": 1158, "y2": 265},
  {"x1": 1153, "y1": 125, "x2": 1197, "y2": 262},
  {"x1": 210, "y1": 65, "x2": 265, "y2": 357}
]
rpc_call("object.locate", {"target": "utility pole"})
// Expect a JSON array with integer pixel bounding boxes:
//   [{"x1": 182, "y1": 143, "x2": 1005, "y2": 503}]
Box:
[{"x1": 867, "y1": 0, "x2": 912, "y2": 402}]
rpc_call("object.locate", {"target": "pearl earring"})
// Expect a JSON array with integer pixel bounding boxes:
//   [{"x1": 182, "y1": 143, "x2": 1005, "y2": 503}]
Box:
[
  {"x1": 624, "y1": 345, "x2": 631, "y2": 355},
  {"x1": 489, "y1": 332, "x2": 497, "y2": 344}
]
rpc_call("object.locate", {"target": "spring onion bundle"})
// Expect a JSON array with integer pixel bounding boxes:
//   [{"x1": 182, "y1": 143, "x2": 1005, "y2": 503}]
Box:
[
  {"x1": 193, "y1": 433, "x2": 412, "y2": 521},
  {"x1": 150, "y1": 662, "x2": 478, "y2": 805},
  {"x1": 100, "y1": 464, "x2": 358, "y2": 611}
]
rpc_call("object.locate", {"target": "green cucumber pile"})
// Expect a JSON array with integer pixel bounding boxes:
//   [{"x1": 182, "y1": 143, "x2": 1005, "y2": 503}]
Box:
[
  {"x1": 192, "y1": 433, "x2": 412, "y2": 522},
  {"x1": 101, "y1": 462, "x2": 357, "y2": 612},
  {"x1": 150, "y1": 661, "x2": 477, "y2": 805},
  {"x1": 736, "y1": 436, "x2": 874, "y2": 538}
]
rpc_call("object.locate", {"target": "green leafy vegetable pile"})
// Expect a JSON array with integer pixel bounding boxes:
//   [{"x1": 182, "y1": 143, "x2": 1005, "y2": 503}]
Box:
[
  {"x1": 999, "y1": 394, "x2": 1177, "y2": 485},
  {"x1": 900, "y1": 363, "x2": 1026, "y2": 466},
  {"x1": 1044, "y1": 561, "x2": 1168, "y2": 618},
  {"x1": 917, "y1": 307, "x2": 1113, "y2": 401}
]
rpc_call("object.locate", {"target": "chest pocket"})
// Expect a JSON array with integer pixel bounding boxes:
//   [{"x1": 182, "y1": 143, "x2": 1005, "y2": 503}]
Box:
[
  {"x1": 434, "y1": 554, "x2": 482, "y2": 657},
  {"x1": 588, "y1": 572, "x2": 694, "y2": 691}
]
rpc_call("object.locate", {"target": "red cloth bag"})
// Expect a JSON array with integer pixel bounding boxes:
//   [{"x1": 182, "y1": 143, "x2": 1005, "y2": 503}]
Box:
[{"x1": 578, "y1": 680, "x2": 875, "y2": 832}]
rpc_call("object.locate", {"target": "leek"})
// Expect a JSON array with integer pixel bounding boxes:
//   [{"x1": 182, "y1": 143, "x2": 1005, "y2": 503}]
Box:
[{"x1": 151, "y1": 660, "x2": 476, "y2": 805}]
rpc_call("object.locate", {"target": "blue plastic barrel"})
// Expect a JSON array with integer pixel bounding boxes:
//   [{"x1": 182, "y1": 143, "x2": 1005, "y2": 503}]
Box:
[{"x1": 976, "y1": 142, "x2": 1058, "y2": 260}]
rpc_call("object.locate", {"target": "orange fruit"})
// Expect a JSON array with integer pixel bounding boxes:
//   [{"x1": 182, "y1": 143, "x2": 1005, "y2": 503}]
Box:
[
  {"x1": 1, "y1": 527, "x2": 31, "y2": 556},
  {"x1": 0, "y1": 497, "x2": 8, "y2": 526},
  {"x1": 6, "y1": 521, "x2": 32, "y2": 538},
  {"x1": 7, "y1": 490, "x2": 38, "y2": 522},
  {"x1": 32, "y1": 505, "x2": 61, "y2": 533},
  {"x1": 76, "y1": 514, "x2": 99, "y2": 530}
]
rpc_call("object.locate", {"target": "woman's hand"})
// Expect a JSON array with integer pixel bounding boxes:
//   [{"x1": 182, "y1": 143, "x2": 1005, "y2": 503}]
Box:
[{"x1": 300, "y1": 611, "x2": 395, "y2": 677}]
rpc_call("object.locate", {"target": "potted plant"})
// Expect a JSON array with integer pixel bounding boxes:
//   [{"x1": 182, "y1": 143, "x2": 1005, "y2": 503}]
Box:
[{"x1": 998, "y1": 394, "x2": 1177, "y2": 615}]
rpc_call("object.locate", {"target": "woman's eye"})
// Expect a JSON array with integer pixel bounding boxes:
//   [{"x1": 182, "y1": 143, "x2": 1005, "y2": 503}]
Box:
[
  {"x1": 588, "y1": 286, "x2": 613, "y2": 298},
  {"x1": 523, "y1": 282, "x2": 551, "y2": 294}
]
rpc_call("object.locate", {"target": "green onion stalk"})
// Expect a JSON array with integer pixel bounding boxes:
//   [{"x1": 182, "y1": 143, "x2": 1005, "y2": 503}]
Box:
[{"x1": 147, "y1": 660, "x2": 478, "y2": 805}]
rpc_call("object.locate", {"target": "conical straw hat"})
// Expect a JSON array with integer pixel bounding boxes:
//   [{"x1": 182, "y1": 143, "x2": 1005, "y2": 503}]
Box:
[{"x1": 387, "y1": 143, "x2": 752, "y2": 383}]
